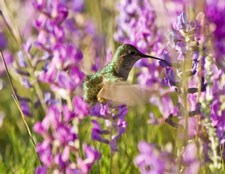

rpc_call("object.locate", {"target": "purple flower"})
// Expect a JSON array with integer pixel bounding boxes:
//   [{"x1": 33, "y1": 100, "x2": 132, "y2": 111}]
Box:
[
  {"x1": 134, "y1": 141, "x2": 201, "y2": 174},
  {"x1": 115, "y1": 0, "x2": 162, "y2": 54},
  {"x1": 208, "y1": 67, "x2": 225, "y2": 144},
  {"x1": 73, "y1": 96, "x2": 89, "y2": 119},
  {"x1": 37, "y1": 141, "x2": 54, "y2": 167},
  {"x1": 206, "y1": 0, "x2": 225, "y2": 71},
  {"x1": 33, "y1": 0, "x2": 46, "y2": 11},
  {"x1": 56, "y1": 71, "x2": 75, "y2": 91},
  {"x1": 175, "y1": 12, "x2": 188, "y2": 31},
  {"x1": 134, "y1": 142, "x2": 173, "y2": 174},
  {"x1": 53, "y1": 123, "x2": 77, "y2": 145},
  {"x1": 20, "y1": 99, "x2": 32, "y2": 117},
  {"x1": 158, "y1": 11, "x2": 208, "y2": 120},
  {"x1": 183, "y1": 143, "x2": 200, "y2": 174},
  {"x1": 90, "y1": 104, "x2": 105, "y2": 118},
  {"x1": 68, "y1": 0, "x2": 85, "y2": 12},
  {"x1": 33, "y1": 103, "x2": 99, "y2": 172},
  {"x1": 91, "y1": 104, "x2": 127, "y2": 152},
  {"x1": 149, "y1": 94, "x2": 178, "y2": 120},
  {"x1": 62, "y1": 105, "x2": 75, "y2": 122},
  {"x1": 54, "y1": 153, "x2": 67, "y2": 170},
  {"x1": 33, "y1": 121, "x2": 46, "y2": 136},
  {"x1": 31, "y1": 0, "x2": 86, "y2": 104},
  {"x1": 0, "y1": 52, "x2": 13, "y2": 75},
  {"x1": 179, "y1": 117, "x2": 198, "y2": 138},
  {"x1": 39, "y1": 63, "x2": 57, "y2": 84},
  {"x1": 34, "y1": 14, "x2": 47, "y2": 29},
  {"x1": 35, "y1": 166, "x2": 47, "y2": 174},
  {"x1": 91, "y1": 120, "x2": 110, "y2": 144},
  {"x1": 50, "y1": 3, "x2": 68, "y2": 23},
  {"x1": 77, "y1": 144, "x2": 100, "y2": 174},
  {"x1": 0, "y1": 32, "x2": 7, "y2": 50}
]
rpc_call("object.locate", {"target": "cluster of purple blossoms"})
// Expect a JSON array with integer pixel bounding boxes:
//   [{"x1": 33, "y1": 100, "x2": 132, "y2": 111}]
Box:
[
  {"x1": 204, "y1": 0, "x2": 225, "y2": 145},
  {"x1": 114, "y1": 0, "x2": 163, "y2": 53},
  {"x1": 162, "y1": 12, "x2": 206, "y2": 117},
  {"x1": 91, "y1": 103, "x2": 128, "y2": 152},
  {"x1": 182, "y1": 142, "x2": 201, "y2": 174},
  {"x1": 29, "y1": 0, "x2": 101, "y2": 173},
  {"x1": 167, "y1": 7, "x2": 225, "y2": 154},
  {"x1": 208, "y1": 68, "x2": 225, "y2": 144},
  {"x1": 134, "y1": 141, "x2": 174, "y2": 174},
  {"x1": 206, "y1": 0, "x2": 225, "y2": 71},
  {"x1": 33, "y1": 0, "x2": 84, "y2": 97},
  {"x1": 162, "y1": 2, "x2": 225, "y2": 169},
  {"x1": 201, "y1": 52, "x2": 225, "y2": 168},
  {"x1": 134, "y1": 141, "x2": 200, "y2": 174},
  {"x1": 34, "y1": 104, "x2": 100, "y2": 173}
]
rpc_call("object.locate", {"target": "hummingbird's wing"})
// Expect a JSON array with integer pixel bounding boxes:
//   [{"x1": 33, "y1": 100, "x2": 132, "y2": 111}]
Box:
[{"x1": 97, "y1": 81, "x2": 157, "y2": 106}]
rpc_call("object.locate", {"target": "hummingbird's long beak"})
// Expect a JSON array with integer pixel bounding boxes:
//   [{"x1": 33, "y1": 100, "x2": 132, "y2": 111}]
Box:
[
  {"x1": 140, "y1": 53, "x2": 163, "y2": 61},
  {"x1": 139, "y1": 53, "x2": 171, "y2": 66}
]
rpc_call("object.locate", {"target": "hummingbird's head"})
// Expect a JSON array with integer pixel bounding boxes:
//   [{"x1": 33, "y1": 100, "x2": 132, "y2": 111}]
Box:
[
  {"x1": 114, "y1": 44, "x2": 150, "y2": 61},
  {"x1": 112, "y1": 44, "x2": 169, "y2": 80},
  {"x1": 113, "y1": 44, "x2": 169, "y2": 64}
]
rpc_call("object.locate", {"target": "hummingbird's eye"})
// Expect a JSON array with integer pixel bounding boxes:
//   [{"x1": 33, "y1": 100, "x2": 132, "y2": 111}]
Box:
[
  {"x1": 131, "y1": 51, "x2": 136, "y2": 55},
  {"x1": 128, "y1": 50, "x2": 136, "y2": 55}
]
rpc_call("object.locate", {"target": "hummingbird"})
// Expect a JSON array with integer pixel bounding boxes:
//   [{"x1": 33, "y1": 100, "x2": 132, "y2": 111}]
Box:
[{"x1": 83, "y1": 44, "x2": 169, "y2": 106}]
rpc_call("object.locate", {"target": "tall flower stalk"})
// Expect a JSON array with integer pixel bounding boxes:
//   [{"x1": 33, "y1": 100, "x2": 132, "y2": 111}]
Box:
[{"x1": 29, "y1": 0, "x2": 101, "y2": 173}]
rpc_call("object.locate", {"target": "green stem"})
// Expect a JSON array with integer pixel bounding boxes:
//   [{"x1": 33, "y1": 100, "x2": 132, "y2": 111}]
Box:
[
  {"x1": 108, "y1": 107, "x2": 114, "y2": 174},
  {"x1": 0, "y1": 1, "x2": 22, "y2": 46},
  {"x1": 0, "y1": 51, "x2": 16, "y2": 96},
  {"x1": 183, "y1": 88, "x2": 189, "y2": 145},
  {"x1": 110, "y1": 150, "x2": 113, "y2": 174},
  {"x1": 0, "y1": 51, "x2": 42, "y2": 164},
  {"x1": 177, "y1": 58, "x2": 189, "y2": 174},
  {"x1": 24, "y1": 51, "x2": 48, "y2": 112}
]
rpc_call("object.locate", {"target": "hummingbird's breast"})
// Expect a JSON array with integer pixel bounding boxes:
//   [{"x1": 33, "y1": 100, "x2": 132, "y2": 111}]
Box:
[
  {"x1": 83, "y1": 63, "x2": 118, "y2": 104},
  {"x1": 83, "y1": 74, "x2": 103, "y2": 104}
]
